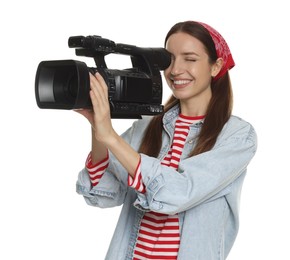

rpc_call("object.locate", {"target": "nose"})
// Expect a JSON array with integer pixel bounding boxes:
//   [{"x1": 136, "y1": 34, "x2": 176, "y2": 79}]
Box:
[{"x1": 169, "y1": 59, "x2": 184, "y2": 77}]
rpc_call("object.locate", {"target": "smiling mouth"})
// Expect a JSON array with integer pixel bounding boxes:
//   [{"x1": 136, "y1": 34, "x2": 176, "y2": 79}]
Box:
[{"x1": 172, "y1": 79, "x2": 191, "y2": 89}]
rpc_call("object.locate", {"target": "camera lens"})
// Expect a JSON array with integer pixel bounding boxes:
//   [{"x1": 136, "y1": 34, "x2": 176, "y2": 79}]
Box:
[
  {"x1": 67, "y1": 74, "x2": 78, "y2": 99},
  {"x1": 35, "y1": 60, "x2": 91, "y2": 109}
]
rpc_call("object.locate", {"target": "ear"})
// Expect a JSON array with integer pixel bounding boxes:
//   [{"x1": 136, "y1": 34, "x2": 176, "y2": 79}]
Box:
[{"x1": 211, "y1": 58, "x2": 224, "y2": 77}]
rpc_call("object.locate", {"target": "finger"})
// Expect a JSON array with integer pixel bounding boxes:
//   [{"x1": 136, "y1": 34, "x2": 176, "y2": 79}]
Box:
[
  {"x1": 89, "y1": 86, "x2": 101, "y2": 112},
  {"x1": 89, "y1": 84, "x2": 108, "y2": 117},
  {"x1": 94, "y1": 72, "x2": 109, "y2": 100},
  {"x1": 89, "y1": 74, "x2": 103, "y2": 104},
  {"x1": 73, "y1": 108, "x2": 91, "y2": 117},
  {"x1": 90, "y1": 73, "x2": 103, "y2": 98},
  {"x1": 90, "y1": 73, "x2": 108, "y2": 105},
  {"x1": 90, "y1": 73, "x2": 109, "y2": 108},
  {"x1": 73, "y1": 108, "x2": 94, "y2": 125}
]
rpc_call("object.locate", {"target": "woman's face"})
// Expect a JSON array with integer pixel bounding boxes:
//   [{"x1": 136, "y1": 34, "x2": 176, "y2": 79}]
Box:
[{"x1": 164, "y1": 32, "x2": 219, "y2": 109}]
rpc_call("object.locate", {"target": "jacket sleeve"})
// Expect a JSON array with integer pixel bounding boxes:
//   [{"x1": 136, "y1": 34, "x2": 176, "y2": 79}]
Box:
[
  {"x1": 76, "y1": 118, "x2": 148, "y2": 208},
  {"x1": 133, "y1": 119, "x2": 258, "y2": 215}
]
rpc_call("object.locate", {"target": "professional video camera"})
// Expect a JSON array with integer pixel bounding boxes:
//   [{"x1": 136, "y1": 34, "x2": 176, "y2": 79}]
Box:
[{"x1": 35, "y1": 35, "x2": 171, "y2": 118}]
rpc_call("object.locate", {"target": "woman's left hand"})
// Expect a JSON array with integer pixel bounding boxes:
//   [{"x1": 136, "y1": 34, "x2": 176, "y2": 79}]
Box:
[
  {"x1": 89, "y1": 72, "x2": 141, "y2": 177},
  {"x1": 89, "y1": 72, "x2": 116, "y2": 144}
]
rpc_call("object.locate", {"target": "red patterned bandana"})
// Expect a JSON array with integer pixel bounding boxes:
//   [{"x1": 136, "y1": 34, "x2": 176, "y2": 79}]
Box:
[{"x1": 197, "y1": 22, "x2": 235, "y2": 81}]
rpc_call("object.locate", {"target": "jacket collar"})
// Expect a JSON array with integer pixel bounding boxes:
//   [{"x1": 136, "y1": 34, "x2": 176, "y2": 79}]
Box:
[{"x1": 162, "y1": 104, "x2": 204, "y2": 129}]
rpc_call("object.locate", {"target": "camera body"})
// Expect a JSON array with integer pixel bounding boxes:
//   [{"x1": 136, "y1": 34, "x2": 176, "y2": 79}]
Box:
[{"x1": 35, "y1": 35, "x2": 171, "y2": 118}]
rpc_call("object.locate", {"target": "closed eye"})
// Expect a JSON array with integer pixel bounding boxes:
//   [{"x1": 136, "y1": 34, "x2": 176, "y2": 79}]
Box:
[{"x1": 185, "y1": 58, "x2": 197, "y2": 62}]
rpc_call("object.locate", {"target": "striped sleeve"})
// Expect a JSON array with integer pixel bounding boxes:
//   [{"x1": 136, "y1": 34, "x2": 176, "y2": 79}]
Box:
[
  {"x1": 85, "y1": 151, "x2": 109, "y2": 187},
  {"x1": 128, "y1": 157, "x2": 146, "y2": 194}
]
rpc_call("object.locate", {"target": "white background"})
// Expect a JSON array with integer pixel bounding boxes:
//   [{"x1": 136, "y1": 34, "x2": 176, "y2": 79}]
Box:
[{"x1": 1, "y1": 0, "x2": 289, "y2": 259}]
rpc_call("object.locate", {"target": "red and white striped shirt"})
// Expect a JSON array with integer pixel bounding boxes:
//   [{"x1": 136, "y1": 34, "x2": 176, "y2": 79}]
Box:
[
  {"x1": 86, "y1": 152, "x2": 109, "y2": 186},
  {"x1": 86, "y1": 114, "x2": 205, "y2": 259}
]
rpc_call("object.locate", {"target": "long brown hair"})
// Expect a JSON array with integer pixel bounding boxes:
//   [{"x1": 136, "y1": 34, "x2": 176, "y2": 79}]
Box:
[{"x1": 138, "y1": 21, "x2": 233, "y2": 157}]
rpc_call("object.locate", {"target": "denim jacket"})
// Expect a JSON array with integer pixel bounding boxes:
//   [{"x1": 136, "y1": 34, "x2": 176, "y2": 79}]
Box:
[{"x1": 76, "y1": 105, "x2": 257, "y2": 260}]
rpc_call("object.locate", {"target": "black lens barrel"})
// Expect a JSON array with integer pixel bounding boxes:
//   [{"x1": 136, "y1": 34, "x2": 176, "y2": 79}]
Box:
[{"x1": 35, "y1": 60, "x2": 91, "y2": 109}]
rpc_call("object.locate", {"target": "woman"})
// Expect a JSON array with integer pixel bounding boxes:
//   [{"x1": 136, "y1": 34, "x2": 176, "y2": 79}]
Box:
[{"x1": 76, "y1": 21, "x2": 257, "y2": 260}]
